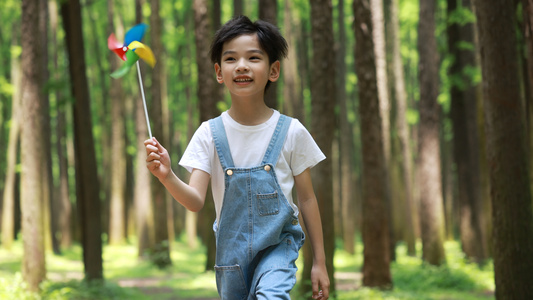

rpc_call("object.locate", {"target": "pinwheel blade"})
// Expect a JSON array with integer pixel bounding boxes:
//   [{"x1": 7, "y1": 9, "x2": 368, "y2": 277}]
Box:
[
  {"x1": 110, "y1": 50, "x2": 139, "y2": 78},
  {"x1": 108, "y1": 33, "x2": 127, "y2": 61},
  {"x1": 128, "y1": 41, "x2": 156, "y2": 68},
  {"x1": 124, "y1": 23, "x2": 148, "y2": 45}
]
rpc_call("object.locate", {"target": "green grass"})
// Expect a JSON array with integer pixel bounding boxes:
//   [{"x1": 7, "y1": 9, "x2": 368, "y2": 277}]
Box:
[{"x1": 0, "y1": 237, "x2": 495, "y2": 299}]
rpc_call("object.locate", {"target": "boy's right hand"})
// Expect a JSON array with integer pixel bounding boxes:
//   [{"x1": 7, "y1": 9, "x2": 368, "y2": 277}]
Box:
[{"x1": 144, "y1": 137, "x2": 172, "y2": 182}]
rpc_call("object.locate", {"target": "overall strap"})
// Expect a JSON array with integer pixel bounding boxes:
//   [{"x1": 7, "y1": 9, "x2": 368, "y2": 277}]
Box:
[
  {"x1": 261, "y1": 114, "x2": 292, "y2": 166},
  {"x1": 209, "y1": 116, "x2": 235, "y2": 169}
]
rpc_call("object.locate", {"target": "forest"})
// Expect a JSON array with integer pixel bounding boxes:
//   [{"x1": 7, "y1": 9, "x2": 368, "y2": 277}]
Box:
[{"x1": 0, "y1": 0, "x2": 532, "y2": 299}]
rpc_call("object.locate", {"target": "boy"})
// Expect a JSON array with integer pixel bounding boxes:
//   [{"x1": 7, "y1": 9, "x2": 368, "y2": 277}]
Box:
[{"x1": 145, "y1": 16, "x2": 329, "y2": 299}]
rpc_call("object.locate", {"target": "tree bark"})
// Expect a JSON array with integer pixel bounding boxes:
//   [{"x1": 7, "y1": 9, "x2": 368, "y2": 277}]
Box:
[
  {"x1": 20, "y1": 0, "x2": 46, "y2": 290},
  {"x1": 259, "y1": 0, "x2": 278, "y2": 109},
  {"x1": 473, "y1": 0, "x2": 533, "y2": 297},
  {"x1": 417, "y1": 0, "x2": 446, "y2": 266},
  {"x1": 2, "y1": 28, "x2": 21, "y2": 251},
  {"x1": 353, "y1": 0, "x2": 392, "y2": 288},
  {"x1": 447, "y1": 0, "x2": 487, "y2": 264},
  {"x1": 149, "y1": 0, "x2": 172, "y2": 268},
  {"x1": 309, "y1": 0, "x2": 336, "y2": 293},
  {"x1": 390, "y1": 0, "x2": 416, "y2": 256},
  {"x1": 335, "y1": 0, "x2": 357, "y2": 255},
  {"x1": 60, "y1": 0, "x2": 103, "y2": 281},
  {"x1": 107, "y1": 0, "x2": 127, "y2": 246},
  {"x1": 194, "y1": 0, "x2": 219, "y2": 271}
]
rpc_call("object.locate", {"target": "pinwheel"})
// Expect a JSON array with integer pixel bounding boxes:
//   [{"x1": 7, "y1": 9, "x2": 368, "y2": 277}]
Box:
[{"x1": 108, "y1": 23, "x2": 156, "y2": 138}]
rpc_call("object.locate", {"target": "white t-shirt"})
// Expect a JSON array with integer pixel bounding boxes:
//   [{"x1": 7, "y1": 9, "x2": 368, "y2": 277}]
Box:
[{"x1": 179, "y1": 110, "x2": 325, "y2": 222}]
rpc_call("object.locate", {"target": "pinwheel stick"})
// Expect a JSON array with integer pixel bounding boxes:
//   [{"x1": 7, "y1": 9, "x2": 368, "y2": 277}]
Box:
[{"x1": 136, "y1": 61, "x2": 152, "y2": 139}]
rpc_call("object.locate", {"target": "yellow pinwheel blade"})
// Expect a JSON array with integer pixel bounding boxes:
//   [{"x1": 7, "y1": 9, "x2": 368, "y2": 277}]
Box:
[{"x1": 128, "y1": 41, "x2": 156, "y2": 68}]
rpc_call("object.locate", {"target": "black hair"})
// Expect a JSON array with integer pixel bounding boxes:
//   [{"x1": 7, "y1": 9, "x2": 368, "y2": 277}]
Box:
[{"x1": 209, "y1": 15, "x2": 288, "y2": 66}]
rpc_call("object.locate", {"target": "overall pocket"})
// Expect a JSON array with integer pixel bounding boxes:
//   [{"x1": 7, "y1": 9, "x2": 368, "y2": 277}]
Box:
[
  {"x1": 214, "y1": 264, "x2": 248, "y2": 299},
  {"x1": 257, "y1": 191, "x2": 280, "y2": 216}
]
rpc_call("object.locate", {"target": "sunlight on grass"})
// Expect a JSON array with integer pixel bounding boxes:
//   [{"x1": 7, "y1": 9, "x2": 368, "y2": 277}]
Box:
[{"x1": 0, "y1": 237, "x2": 494, "y2": 299}]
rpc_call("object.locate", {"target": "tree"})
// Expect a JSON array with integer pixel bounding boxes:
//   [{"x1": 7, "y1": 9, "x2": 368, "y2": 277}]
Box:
[
  {"x1": 417, "y1": 0, "x2": 446, "y2": 266},
  {"x1": 60, "y1": 0, "x2": 103, "y2": 281},
  {"x1": 336, "y1": 0, "x2": 357, "y2": 255},
  {"x1": 447, "y1": 0, "x2": 487, "y2": 264},
  {"x1": 20, "y1": 0, "x2": 46, "y2": 291},
  {"x1": 473, "y1": 0, "x2": 533, "y2": 297},
  {"x1": 353, "y1": 0, "x2": 392, "y2": 288},
  {"x1": 150, "y1": 0, "x2": 172, "y2": 268},
  {"x1": 107, "y1": 1, "x2": 127, "y2": 246},
  {"x1": 259, "y1": 0, "x2": 278, "y2": 109},
  {"x1": 389, "y1": 0, "x2": 416, "y2": 256},
  {"x1": 309, "y1": 0, "x2": 336, "y2": 294},
  {"x1": 193, "y1": 0, "x2": 219, "y2": 271},
  {"x1": 2, "y1": 26, "x2": 21, "y2": 251}
]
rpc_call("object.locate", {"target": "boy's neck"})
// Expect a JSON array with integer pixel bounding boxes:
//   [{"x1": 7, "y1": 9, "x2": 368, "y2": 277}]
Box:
[{"x1": 227, "y1": 97, "x2": 273, "y2": 126}]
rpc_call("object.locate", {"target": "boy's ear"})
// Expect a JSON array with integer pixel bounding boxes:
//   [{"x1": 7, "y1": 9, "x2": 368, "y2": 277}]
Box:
[
  {"x1": 269, "y1": 61, "x2": 281, "y2": 82},
  {"x1": 214, "y1": 63, "x2": 224, "y2": 84}
]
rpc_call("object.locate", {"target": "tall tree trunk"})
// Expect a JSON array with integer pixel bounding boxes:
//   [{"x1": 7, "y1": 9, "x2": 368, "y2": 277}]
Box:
[
  {"x1": 60, "y1": 0, "x2": 103, "y2": 281},
  {"x1": 282, "y1": 0, "x2": 304, "y2": 121},
  {"x1": 336, "y1": 0, "x2": 357, "y2": 255},
  {"x1": 38, "y1": 0, "x2": 57, "y2": 255},
  {"x1": 133, "y1": 0, "x2": 155, "y2": 259},
  {"x1": 2, "y1": 29, "x2": 21, "y2": 251},
  {"x1": 20, "y1": 0, "x2": 46, "y2": 291},
  {"x1": 194, "y1": 0, "x2": 219, "y2": 271},
  {"x1": 49, "y1": 0, "x2": 71, "y2": 252},
  {"x1": 473, "y1": 0, "x2": 533, "y2": 297},
  {"x1": 353, "y1": 0, "x2": 392, "y2": 288},
  {"x1": 390, "y1": 0, "x2": 416, "y2": 256},
  {"x1": 259, "y1": 0, "x2": 278, "y2": 109},
  {"x1": 233, "y1": 0, "x2": 244, "y2": 16},
  {"x1": 149, "y1": 0, "x2": 172, "y2": 268},
  {"x1": 417, "y1": 0, "x2": 446, "y2": 266},
  {"x1": 447, "y1": 0, "x2": 487, "y2": 264},
  {"x1": 309, "y1": 0, "x2": 336, "y2": 294},
  {"x1": 107, "y1": 0, "x2": 127, "y2": 246},
  {"x1": 522, "y1": 0, "x2": 533, "y2": 199}
]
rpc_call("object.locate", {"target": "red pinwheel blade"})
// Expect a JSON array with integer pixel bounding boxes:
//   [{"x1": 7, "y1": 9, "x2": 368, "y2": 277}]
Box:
[{"x1": 108, "y1": 33, "x2": 127, "y2": 61}]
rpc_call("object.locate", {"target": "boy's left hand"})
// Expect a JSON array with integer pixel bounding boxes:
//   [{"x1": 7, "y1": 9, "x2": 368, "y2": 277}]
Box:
[{"x1": 311, "y1": 262, "x2": 330, "y2": 299}]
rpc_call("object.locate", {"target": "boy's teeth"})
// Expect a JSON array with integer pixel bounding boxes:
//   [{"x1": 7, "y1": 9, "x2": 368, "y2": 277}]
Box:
[{"x1": 235, "y1": 78, "x2": 252, "y2": 82}]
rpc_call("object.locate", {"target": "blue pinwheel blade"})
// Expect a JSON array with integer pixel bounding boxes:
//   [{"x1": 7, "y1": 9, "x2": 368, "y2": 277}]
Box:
[{"x1": 124, "y1": 23, "x2": 148, "y2": 45}]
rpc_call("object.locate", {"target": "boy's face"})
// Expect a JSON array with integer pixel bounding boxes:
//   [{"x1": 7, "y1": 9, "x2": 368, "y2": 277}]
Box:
[{"x1": 214, "y1": 34, "x2": 280, "y2": 99}]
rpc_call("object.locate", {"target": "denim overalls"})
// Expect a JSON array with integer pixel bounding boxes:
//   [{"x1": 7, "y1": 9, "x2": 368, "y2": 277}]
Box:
[{"x1": 209, "y1": 114, "x2": 305, "y2": 299}]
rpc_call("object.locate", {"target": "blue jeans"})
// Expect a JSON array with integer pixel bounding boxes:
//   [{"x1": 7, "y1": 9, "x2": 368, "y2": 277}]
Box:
[{"x1": 210, "y1": 115, "x2": 304, "y2": 299}]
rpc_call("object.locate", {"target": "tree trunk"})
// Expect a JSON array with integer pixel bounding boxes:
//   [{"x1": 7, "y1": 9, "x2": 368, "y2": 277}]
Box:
[
  {"x1": 390, "y1": 0, "x2": 416, "y2": 256},
  {"x1": 194, "y1": 0, "x2": 219, "y2": 271},
  {"x1": 522, "y1": 0, "x2": 533, "y2": 201},
  {"x1": 417, "y1": 0, "x2": 446, "y2": 266},
  {"x1": 149, "y1": 0, "x2": 172, "y2": 268},
  {"x1": 309, "y1": 0, "x2": 336, "y2": 293},
  {"x1": 336, "y1": 0, "x2": 357, "y2": 255},
  {"x1": 447, "y1": 0, "x2": 487, "y2": 264},
  {"x1": 259, "y1": 0, "x2": 278, "y2": 109},
  {"x1": 107, "y1": 0, "x2": 127, "y2": 246},
  {"x1": 60, "y1": 0, "x2": 103, "y2": 281},
  {"x1": 353, "y1": 0, "x2": 392, "y2": 288},
  {"x1": 20, "y1": 0, "x2": 46, "y2": 291},
  {"x1": 282, "y1": 0, "x2": 304, "y2": 121},
  {"x1": 233, "y1": 0, "x2": 244, "y2": 16},
  {"x1": 2, "y1": 29, "x2": 21, "y2": 251},
  {"x1": 473, "y1": 0, "x2": 533, "y2": 297}
]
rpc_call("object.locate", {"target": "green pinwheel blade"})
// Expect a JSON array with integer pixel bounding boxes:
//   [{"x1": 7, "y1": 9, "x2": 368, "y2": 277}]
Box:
[{"x1": 110, "y1": 50, "x2": 140, "y2": 78}]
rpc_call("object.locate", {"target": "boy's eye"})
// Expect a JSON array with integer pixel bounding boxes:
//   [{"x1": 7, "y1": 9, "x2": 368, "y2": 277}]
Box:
[
  {"x1": 250, "y1": 56, "x2": 261, "y2": 61},
  {"x1": 224, "y1": 57, "x2": 236, "y2": 62}
]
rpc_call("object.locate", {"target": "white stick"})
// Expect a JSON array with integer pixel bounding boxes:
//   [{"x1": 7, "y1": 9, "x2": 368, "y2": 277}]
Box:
[{"x1": 136, "y1": 60, "x2": 152, "y2": 139}]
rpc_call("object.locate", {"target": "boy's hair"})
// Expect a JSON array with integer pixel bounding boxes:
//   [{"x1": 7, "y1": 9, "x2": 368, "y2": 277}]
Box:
[{"x1": 209, "y1": 15, "x2": 288, "y2": 67}]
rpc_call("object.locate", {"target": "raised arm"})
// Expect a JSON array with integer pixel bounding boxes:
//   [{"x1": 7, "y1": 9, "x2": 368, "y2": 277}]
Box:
[
  {"x1": 145, "y1": 137, "x2": 210, "y2": 212},
  {"x1": 294, "y1": 168, "x2": 330, "y2": 299}
]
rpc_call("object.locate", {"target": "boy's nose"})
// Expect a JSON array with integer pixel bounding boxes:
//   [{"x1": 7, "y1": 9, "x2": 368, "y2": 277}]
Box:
[{"x1": 236, "y1": 60, "x2": 249, "y2": 72}]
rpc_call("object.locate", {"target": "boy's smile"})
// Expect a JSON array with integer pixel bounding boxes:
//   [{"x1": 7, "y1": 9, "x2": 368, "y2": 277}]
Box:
[{"x1": 215, "y1": 34, "x2": 280, "y2": 99}]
